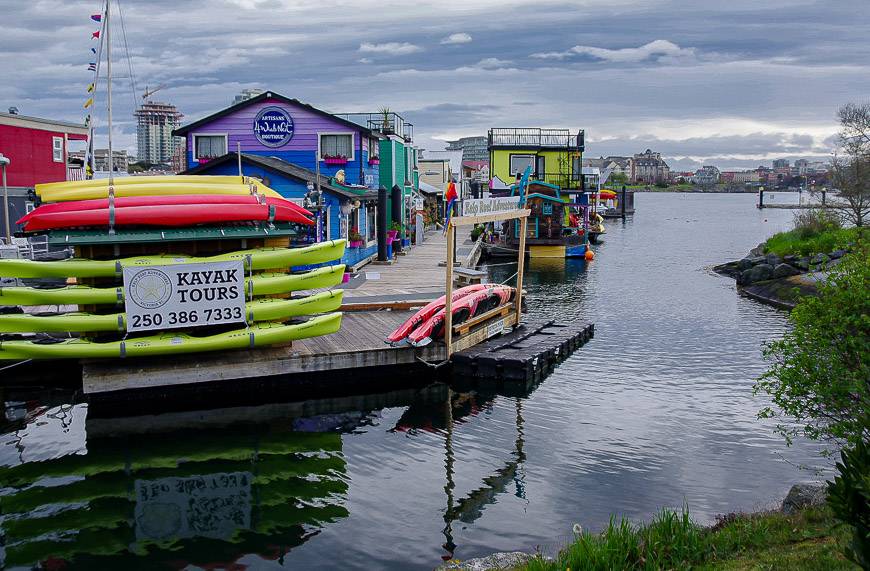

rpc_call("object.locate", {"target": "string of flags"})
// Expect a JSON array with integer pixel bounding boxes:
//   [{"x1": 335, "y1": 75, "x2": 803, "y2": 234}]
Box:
[{"x1": 84, "y1": 6, "x2": 106, "y2": 178}]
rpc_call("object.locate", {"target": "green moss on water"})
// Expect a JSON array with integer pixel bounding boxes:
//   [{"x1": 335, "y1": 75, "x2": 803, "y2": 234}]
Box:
[{"x1": 519, "y1": 506, "x2": 856, "y2": 571}]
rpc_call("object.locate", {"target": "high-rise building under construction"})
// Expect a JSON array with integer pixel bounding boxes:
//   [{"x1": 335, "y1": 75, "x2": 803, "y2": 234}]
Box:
[{"x1": 135, "y1": 101, "x2": 182, "y2": 165}]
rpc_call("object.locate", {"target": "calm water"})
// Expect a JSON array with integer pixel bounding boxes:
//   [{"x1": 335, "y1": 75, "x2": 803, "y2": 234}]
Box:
[{"x1": 0, "y1": 193, "x2": 829, "y2": 570}]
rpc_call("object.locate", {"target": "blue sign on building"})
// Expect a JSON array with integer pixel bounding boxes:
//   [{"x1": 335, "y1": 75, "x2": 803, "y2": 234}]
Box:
[{"x1": 253, "y1": 106, "x2": 294, "y2": 147}]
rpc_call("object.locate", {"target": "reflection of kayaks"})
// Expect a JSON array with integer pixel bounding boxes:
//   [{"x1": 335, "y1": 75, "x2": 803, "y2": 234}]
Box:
[
  {"x1": 18, "y1": 194, "x2": 311, "y2": 224},
  {"x1": 0, "y1": 264, "x2": 345, "y2": 306},
  {"x1": 385, "y1": 284, "x2": 489, "y2": 346},
  {"x1": 0, "y1": 313, "x2": 342, "y2": 359},
  {"x1": 0, "y1": 240, "x2": 346, "y2": 279},
  {"x1": 0, "y1": 290, "x2": 343, "y2": 333},
  {"x1": 408, "y1": 285, "x2": 514, "y2": 347},
  {"x1": 21, "y1": 203, "x2": 313, "y2": 232}
]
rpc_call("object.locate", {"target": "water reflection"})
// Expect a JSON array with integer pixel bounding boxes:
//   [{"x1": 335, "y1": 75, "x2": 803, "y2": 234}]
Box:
[{"x1": 0, "y1": 379, "x2": 544, "y2": 569}]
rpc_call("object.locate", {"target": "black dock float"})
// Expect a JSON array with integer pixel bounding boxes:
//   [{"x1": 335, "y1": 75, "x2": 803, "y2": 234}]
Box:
[{"x1": 452, "y1": 319, "x2": 594, "y2": 385}]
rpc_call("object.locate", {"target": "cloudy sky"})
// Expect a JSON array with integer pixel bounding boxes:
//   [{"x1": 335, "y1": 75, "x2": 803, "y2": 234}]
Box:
[{"x1": 2, "y1": 0, "x2": 869, "y2": 170}]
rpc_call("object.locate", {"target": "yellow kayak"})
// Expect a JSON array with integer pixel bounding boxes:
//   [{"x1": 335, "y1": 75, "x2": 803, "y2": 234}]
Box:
[
  {"x1": 38, "y1": 182, "x2": 282, "y2": 202},
  {"x1": 35, "y1": 175, "x2": 247, "y2": 193},
  {"x1": 0, "y1": 313, "x2": 342, "y2": 360},
  {"x1": 0, "y1": 290, "x2": 343, "y2": 333}
]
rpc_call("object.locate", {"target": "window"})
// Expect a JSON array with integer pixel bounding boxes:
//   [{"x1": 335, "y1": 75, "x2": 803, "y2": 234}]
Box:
[
  {"x1": 319, "y1": 133, "x2": 354, "y2": 160},
  {"x1": 366, "y1": 204, "x2": 377, "y2": 242},
  {"x1": 52, "y1": 137, "x2": 64, "y2": 163},
  {"x1": 193, "y1": 134, "x2": 227, "y2": 160},
  {"x1": 510, "y1": 154, "x2": 534, "y2": 176}
]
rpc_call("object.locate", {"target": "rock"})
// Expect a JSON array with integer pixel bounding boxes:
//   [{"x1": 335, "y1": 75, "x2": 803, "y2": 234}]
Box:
[
  {"x1": 829, "y1": 249, "x2": 847, "y2": 259},
  {"x1": 782, "y1": 483, "x2": 827, "y2": 514},
  {"x1": 810, "y1": 253, "x2": 829, "y2": 266},
  {"x1": 436, "y1": 552, "x2": 540, "y2": 571},
  {"x1": 773, "y1": 263, "x2": 802, "y2": 279},
  {"x1": 742, "y1": 263, "x2": 774, "y2": 284},
  {"x1": 766, "y1": 253, "x2": 783, "y2": 267},
  {"x1": 794, "y1": 257, "x2": 811, "y2": 271},
  {"x1": 748, "y1": 256, "x2": 767, "y2": 266},
  {"x1": 737, "y1": 258, "x2": 754, "y2": 271},
  {"x1": 783, "y1": 255, "x2": 798, "y2": 264},
  {"x1": 749, "y1": 243, "x2": 766, "y2": 257}
]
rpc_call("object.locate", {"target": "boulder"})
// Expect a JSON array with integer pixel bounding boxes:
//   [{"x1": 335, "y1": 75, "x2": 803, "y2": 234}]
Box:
[
  {"x1": 773, "y1": 263, "x2": 802, "y2": 279},
  {"x1": 782, "y1": 483, "x2": 827, "y2": 515},
  {"x1": 748, "y1": 256, "x2": 767, "y2": 266},
  {"x1": 741, "y1": 263, "x2": 774, "y2": 284},
  {"x1": 737, "y1": 258, "x2": 754, "y2": 271},
  {"x1": 783, "y1": 255, "x2": 798, "y2": 264},
  {"x1": 794, "y1": 257, "x2": 811, "y2": 271},
  {"x1": 749, "y1": 243, "x2": 766, "y2": 257},
  {"x1": 829, "y1": 249, "x2": 847, "y2": 259},
  {"x1": 810, "y1": 253, "x2": 829, "y2": 266},
  {"x1": 436, "y1": 552, "x2": 540, "y2": 571},
  {"x1": 766, "y1": 253, "x2": 783, "y2": 267}
]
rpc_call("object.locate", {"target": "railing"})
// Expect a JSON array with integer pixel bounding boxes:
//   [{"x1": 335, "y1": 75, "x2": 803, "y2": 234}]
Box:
[
  {"x1": 336, "y1": 112, "x2": 414, "y2": 142},
  {"x1": 489, "y1": 128, "x2": 584, "y2": 150}
]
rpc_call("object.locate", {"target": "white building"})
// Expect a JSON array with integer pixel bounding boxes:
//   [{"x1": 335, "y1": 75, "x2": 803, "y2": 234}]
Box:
[
  {"x1": 135, "y1": 101, "x2": 183, "y2": 165},
  {"x1": 693, "y1": 165, "x2": 720, "y2": 185}
]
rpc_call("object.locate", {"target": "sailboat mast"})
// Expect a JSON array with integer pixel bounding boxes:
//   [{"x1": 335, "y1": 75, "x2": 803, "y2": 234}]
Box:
[{"x1": 105, "y1": 0, "x2": 113, "y2": 187}]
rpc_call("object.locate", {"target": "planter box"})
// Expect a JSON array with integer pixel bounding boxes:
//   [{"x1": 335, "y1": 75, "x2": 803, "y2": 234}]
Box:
[
  {"x1": 368, "y1": 158, "x2": 380, "y2": 165},
  {"x1": 349, "y1": 240, "x2": 364, "y2": 248},
  {"x1": 323, "y1": 157, "x2": 348, "y2": 166}
]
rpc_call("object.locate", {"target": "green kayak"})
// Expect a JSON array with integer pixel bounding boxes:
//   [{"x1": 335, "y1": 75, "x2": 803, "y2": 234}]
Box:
[
  {"x1": 0, "y1": 313, "x2": 341, "y2": 360},
  {"x1": 0, "y1": 264, "x2": 345, "y2": 306},
  {"x1": 0, "y1": 290, "x2": 343, "y2": 333},
  {"x1": 0, "y1": 239, "x2": 346, "y2": 279}
]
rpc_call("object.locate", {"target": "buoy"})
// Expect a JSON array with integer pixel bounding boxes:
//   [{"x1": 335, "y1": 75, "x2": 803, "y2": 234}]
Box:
[{"x1": 585, "y1": 249, "x2": 595, "y2": 261}]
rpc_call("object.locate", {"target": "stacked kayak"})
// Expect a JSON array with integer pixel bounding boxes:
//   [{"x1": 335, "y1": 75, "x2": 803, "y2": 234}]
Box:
[
  {"x1": 0, "y1": 177, "x2": 347, "y2": 360},
  {"x1": 386, "y1": 284, "x2": 515, "y2": 347}
]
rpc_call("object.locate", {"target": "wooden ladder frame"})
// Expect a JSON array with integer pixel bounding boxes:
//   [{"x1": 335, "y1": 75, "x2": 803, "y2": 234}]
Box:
[{"x1": 444, "y1": 207, "x2": 531, "y2": 357}]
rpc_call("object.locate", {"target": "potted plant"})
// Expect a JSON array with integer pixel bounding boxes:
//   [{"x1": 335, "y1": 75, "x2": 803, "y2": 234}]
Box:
[
  {"x1": 379, "y1": 107, "x2": 394, "y2": 134},
  {"x1": 349, "y1": 228, "x2": 364, "y2": 248},
  {"x1": 323, "y1": 154, "x2": 348, "y2": 166},
  {"x1": 369, "y1": 155, "x2": 380, "y2": 166},
  {"x1": 387, "y1": 221, "x2": 401, "y2": 243}
]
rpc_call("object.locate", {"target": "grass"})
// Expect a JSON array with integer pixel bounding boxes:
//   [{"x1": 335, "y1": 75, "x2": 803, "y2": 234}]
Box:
[
  {"x1": 519, "y1": 506, "x2": 856, "y2": 571},
  {"x1": 763, "y1": 227, "x2": 857, "y2": 258}
]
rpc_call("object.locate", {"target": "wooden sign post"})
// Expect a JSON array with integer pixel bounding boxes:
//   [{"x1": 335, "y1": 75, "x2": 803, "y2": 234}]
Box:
[{"x1": 444, "y1": 200, "x2": 530, "y2": 357}]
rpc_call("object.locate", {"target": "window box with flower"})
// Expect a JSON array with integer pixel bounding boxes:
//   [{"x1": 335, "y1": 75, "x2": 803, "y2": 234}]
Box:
[
  {"x1": 323, "y1": 154, "x2": 349, "y2": 166},
  {"x1": 368, "y1": 156, "x2": 380, "y2": 166},
  {"x1": 348, "y1": 228, "x2": 364, "y2": 248}
]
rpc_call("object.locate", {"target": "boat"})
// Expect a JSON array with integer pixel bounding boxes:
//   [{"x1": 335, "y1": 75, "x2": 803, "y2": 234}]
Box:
[
  {"x1": 0, "y1": 264, "x2": 346, "y2": 306},
  {"x1": 407, "y1": 285, "x2": 514, "y2": 347},
  {"x1": 0, "y1": 290, "x2": 343, "y2": 333},
  {"x1": 36, "y1": 181, "x2": 283, "y2": 202},
  {"x1": 385, "y1": 284, "x2": 490, "y2": 346},
  {"x1": 17, "y1": 194, "x2": 312, "y2": 224},
  {"x1": 0, "y1": 313, "x2": 342, "y2": 360},
  {"x1": 21, "y1": 202, "x2": 313, "y2": 232},
  {"x1": 0, "y1": 239, "x2": 346, "y2": 278}
]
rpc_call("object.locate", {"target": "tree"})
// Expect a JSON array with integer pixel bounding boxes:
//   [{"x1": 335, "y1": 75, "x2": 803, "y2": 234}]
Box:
[
  {"x1": 755, "y1": 246, "x2": 870, "y2": 448},
  {"x1": 830, "y1": 102, "x2": 870, "y2": 229}
]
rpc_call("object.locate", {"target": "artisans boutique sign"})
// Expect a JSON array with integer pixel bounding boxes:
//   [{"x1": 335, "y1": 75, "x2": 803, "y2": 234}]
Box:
[
  {"x1": 253, "y1": 105, "x2": 295, "y2": 147},
  {"x1": 123, "y1": 261, "x2": 246, "y2": 332}
]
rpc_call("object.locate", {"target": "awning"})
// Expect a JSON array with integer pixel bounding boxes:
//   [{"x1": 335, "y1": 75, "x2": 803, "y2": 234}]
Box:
[{"x1": 418, "y1": 181, "x2": 443, "y2": 196}]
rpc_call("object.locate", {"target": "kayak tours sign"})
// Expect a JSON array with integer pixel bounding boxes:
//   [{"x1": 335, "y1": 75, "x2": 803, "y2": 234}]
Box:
[
  {"x1": 253, "y1": 106, "x2": 294, "y2": 147},
  {"x1": 461, "y1": 196, "x2": 521, "y2": 218},
  {"x1": 123, "y1": 261, "x2": 246, "y2": 332}
]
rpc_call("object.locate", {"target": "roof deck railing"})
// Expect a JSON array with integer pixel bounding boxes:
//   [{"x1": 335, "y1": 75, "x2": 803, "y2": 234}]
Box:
[
  {"x1": 336, "y1": 112, "x2": 414, "y2": 142},
  {"x1": 488, "y1": 128, "x2": 584, "y2": 151}
]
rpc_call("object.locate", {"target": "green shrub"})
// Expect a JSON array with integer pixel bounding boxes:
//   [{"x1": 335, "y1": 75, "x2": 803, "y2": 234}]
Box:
[{"x1": 828, "y1": 436, "x2": 870, "y2": 569}]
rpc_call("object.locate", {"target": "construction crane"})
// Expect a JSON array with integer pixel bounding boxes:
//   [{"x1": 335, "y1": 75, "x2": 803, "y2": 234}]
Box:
[{"x1": 141, "y1": 84, "x2": 167, "y2": 102}]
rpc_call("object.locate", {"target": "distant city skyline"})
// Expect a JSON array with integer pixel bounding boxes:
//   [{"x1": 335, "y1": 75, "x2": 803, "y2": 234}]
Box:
[{"x1": 3, "y1": 0, "x2": 867, "y2": 169}]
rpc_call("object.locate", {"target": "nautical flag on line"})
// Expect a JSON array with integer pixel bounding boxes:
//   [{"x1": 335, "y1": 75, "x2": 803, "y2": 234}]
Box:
[
  {"x1": 87, "y1": 83, "x2": 95, "y2": 93},
  {"x1": 88, "y1": 63, "x2": 96, "y2": 71},
  {"x1": 84, "y1": 98, "x2": 94, "y2": 109},
  {"x1": 85, "y1": 115, "x2": 91, "y2": 126},
  {"x1": 91, "y1": 14, "x2": 102, "y2": 22},
  {"x1": 92, "y1": 30, "x2": 100, "y2": 39},
  {"x1": 91, "y1": 47, "x2": 97, "y2": 54}
]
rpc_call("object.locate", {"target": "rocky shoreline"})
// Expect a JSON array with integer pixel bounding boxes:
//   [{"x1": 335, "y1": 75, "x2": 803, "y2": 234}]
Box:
[{"x1": 713, "y1": 243, "x2": 847, "y2": 309}]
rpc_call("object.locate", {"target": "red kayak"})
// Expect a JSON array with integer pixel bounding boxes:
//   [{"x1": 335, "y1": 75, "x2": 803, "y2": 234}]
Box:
[
  {"x1": 18, "y1": 194, "x2": 311, "y2": 224},
  {"x1": 386, "y1": 284, "x2": 490, "y2": 346},
  {"x1": 22, "y1": 203, "x2": 313, "y2": 232},
  {"x1": 408, "y1": 285, "x2": 515, "y2": 347}
]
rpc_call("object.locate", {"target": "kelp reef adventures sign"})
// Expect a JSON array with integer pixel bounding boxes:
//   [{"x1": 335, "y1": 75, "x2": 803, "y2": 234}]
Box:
[
  {"x1": 461, "y1": 197, "x2": 522, "y2": 218},
  {"x1": 253, "y1": 106, "x2": 294, "y2": 147}
]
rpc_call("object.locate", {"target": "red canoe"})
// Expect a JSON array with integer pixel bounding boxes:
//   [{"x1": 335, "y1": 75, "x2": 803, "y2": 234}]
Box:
[
  {"x1": 408, "y1": 285, "x2": 514, "y2": 347},
  {"x1": 23, "y1": 203, "x2": 314, "y2": 232},
  {"x1": 17, "y1": 194, "x2": 311, "y2": 224},
  {"x1": 385, "y1": 284, "x2": 490, "y2": 346}
]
